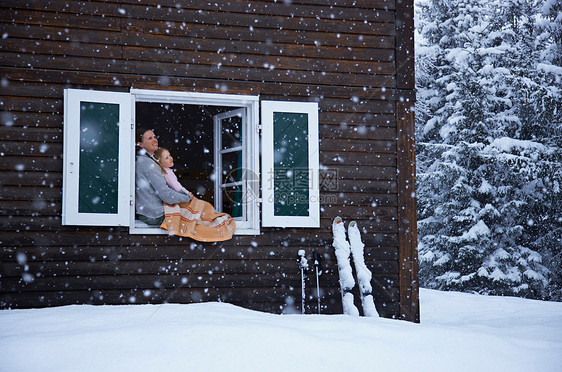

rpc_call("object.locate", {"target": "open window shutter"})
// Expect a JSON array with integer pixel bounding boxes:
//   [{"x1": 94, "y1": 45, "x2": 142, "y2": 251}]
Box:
[
  {"x1": 62, "y1": 89, "x2": 132, "y2": 226},
  {"x1": 261, "y1": 101, "x2": 320, "y2": 227},
  {"x1": 213, "y1": 108, "x2": 246, "y2": 219}
]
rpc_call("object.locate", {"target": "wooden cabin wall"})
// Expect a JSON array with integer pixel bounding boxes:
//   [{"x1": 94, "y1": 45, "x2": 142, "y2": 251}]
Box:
[{"x1": 0, "y1": 0, "x2": 418, "y2": 321}]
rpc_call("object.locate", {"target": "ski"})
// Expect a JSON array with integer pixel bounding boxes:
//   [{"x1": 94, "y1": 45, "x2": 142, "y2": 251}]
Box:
[
  {"x1": 348, "y1": 221, "x2": 379, "y2": 317},
  {"x1": 332, "y1": 216, "x2": 359, "y2": 316}
]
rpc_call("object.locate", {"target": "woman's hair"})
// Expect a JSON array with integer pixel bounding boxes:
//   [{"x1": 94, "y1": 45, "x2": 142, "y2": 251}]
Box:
[
  {"x1": 153, "y1": 147, "x2": 169, "y2": 175},
  {"x1": 136, "y1": 128, "x2": 151, "y2": 145}
]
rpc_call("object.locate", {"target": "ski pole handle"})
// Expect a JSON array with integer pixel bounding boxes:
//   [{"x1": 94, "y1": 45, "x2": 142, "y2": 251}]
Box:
[{"x1": 298, "y1": 249, "x2": 309, "y2": 269}]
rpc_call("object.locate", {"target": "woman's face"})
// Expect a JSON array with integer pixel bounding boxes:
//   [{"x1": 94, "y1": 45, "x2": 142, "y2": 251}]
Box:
[
  {"x1": 159, "y1": 150, "x2": 174, "y2": 168},
  {"x1": 139, "y1": 130, "x2": 158, "y2": 154}
]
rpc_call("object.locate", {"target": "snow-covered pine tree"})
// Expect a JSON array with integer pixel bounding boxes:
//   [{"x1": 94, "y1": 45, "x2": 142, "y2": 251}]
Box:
[{"x1": 415, "y1": 0, "x2": 562, "y2": 299}]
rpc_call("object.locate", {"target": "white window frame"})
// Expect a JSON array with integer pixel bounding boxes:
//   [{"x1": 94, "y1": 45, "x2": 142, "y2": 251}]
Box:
[
  {"x1": 62, "y1": 89, "x2": 133, "y2": 226},
  {"x1": 129, "y1": 89, "x2": 260, "y2": 235},
  {"x1": 213, "y1": 108, "x2": 247, "y2": 220},
  {"x1": 62, "y1": 89, "x2": 321, "y2": 233},
  {"x1": 261, "y1": 101, "x2": 320, "y2": 228}
]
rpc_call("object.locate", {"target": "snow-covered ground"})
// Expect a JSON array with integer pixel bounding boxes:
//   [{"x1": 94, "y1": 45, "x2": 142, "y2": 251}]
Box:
[{"x1": 1, "y1": 289, "x2": 561, "y2": 372}]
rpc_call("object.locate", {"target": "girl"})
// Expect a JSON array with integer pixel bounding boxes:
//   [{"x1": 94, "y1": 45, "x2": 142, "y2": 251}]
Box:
[
  {"x1": 153, "y1": 147, "x2": 193, "y2": 197},
  {"x1": 153, "y1": 147, "x2": 236, "y2": 242}
]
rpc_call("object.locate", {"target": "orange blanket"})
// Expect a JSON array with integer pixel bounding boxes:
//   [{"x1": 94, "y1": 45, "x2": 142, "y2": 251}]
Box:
[{"x1": 160, "y1": 197, "x2": 236, "y2": 242}]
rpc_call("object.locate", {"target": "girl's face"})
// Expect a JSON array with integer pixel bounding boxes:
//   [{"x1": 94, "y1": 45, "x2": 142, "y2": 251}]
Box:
[
  {"x1": 138, "y1": 130, "x2": 159, "y2": 154},
  {"x1": 159, "y1": 150, "x2": 174, "y2": 168}
]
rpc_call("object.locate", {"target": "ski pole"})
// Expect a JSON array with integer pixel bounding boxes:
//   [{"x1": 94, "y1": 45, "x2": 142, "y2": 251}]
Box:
[
  {"x1": 313, "y1": 250, "x2": 322, "y2": 314},
  {"x1": 297, "y1": 249, "x2": 308, "y2": 314}
]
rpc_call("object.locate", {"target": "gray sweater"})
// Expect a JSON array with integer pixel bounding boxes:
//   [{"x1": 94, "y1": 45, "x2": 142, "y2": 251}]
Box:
[{"x1": 135, "y1": 154, "x2": 191, "y2": 219}]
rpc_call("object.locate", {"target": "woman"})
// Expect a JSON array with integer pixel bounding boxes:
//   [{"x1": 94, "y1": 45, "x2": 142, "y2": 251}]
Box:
[{"x1": 135, "y1": 128, "x2": 191, "y2": 225}]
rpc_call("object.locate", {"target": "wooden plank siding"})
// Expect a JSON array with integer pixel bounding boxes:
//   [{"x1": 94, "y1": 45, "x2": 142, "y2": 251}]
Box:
[{"x1": 0, "y1": 0, "x2": 418, "y2": 321}]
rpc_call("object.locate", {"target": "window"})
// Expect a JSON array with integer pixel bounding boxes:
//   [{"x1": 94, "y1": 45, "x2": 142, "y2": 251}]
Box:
[
  {"x1": 62, "y1": 89, "x2": 132, "y2": 226},
  {"x1": 261, "y1": 101, "x2": 320, "y2": 228},
  {"x1": 131, "y1": 89, "x2": 259, "y2": 234},
  {"x1": 214, "y1": 108, "x2": 247, "y2": 220},
  {"x1": 62, "y1": 89, "x2": 319, "y2": 233}
]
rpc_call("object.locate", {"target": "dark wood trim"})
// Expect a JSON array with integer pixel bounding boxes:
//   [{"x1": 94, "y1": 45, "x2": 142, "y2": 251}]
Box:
[
  {"x1": 396, "y1": 101, "x2": 419, "y2": 322},
  {"x1": 117, "y1": 0, "x2": 397, "y2": 15},
  {"x1": 2, "y1": 0, "x2": 396, "y2": 35},
  {"x1": 1, "y1": 244, "x2": 399, "y2": 262},
  {"x1": 257, "y1": 0, "x2": 396, "y2": 8},
  {"x1": 0, "y1": 229, "x2": 400, "y2": 248},
  {"x1": 395, "y1": 0, "x2": 415, "y2": 90},
  {"x1": 0, "y1": 68, "x2": 414, "y2": 103}
]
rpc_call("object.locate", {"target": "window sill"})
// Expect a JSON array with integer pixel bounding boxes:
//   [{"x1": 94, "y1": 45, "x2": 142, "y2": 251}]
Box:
[{"x1": 129, "y1": 220, "x2": 259, "y2": 236}]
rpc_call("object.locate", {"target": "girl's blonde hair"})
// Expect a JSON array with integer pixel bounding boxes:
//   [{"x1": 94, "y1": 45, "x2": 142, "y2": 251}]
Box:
[{"x1": 153, "y1": 147, "x2": 169, "y2": 175}]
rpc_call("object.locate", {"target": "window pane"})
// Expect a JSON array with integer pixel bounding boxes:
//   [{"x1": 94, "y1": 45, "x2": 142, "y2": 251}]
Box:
[
  {"x1": 221, "y1": 114, "x2": 242, "y2": 150},
  {"x1": 78, "y1": 102, "x2": 119, "y2": 213},
  {"x1": 222, "y1": 184, "x2": 243, "y2": 218},
  {"x1": 222, "y1": 150, "x2": 243, "y2": 184},
  {"x1": 273, "y1": 112, "x2": 309, "y2": 216}
]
